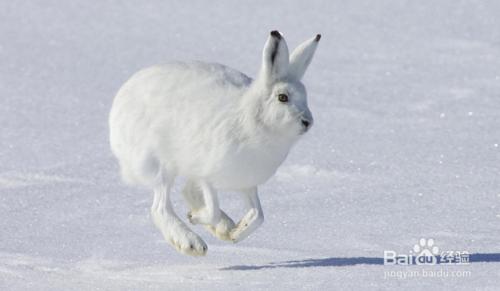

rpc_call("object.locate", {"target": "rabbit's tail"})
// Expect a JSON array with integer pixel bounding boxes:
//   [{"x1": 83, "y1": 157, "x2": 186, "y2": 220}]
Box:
[
  {"x1": 117, "y1": 150, "x2": 161, "y2": 187},
  {"x1": 119, "y1": 162, "x2": 140, "y2": 185}
]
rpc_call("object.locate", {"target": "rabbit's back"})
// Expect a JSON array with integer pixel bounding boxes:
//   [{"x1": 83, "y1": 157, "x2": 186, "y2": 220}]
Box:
[{"x1": 109, "y1": 62, "x2": 251, "y2": 185}]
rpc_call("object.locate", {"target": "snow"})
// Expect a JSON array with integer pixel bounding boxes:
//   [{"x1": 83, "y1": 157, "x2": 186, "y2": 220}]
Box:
[{"x1": 1, "y1": 0, "x2": 499, "y2": 290}]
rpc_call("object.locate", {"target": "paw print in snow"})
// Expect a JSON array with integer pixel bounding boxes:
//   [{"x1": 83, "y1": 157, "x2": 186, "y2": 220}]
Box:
[{"x1": 413, "y1": 238, "x2": 439, "y2": 257}]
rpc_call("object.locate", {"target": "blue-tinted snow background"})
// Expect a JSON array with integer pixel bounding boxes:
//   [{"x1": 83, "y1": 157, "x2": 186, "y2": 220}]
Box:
[{"x1": 1, "y1": 0, "x2": 499, "y2": 290}]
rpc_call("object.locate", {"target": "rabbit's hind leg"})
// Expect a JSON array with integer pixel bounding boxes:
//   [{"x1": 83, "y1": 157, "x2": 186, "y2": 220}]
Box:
[
  {"x1": 185, "y1": 181, "x2": 221, "y2": 226},
  {"x1": 151, "y1": 174, "x2": 207, "y2": 256},
  {"x1": 230, "y1": 187, "x2": 264, "y2": 243},
  {"x1": 182, "y1": 180, "x2": 235, "y2": 241}
]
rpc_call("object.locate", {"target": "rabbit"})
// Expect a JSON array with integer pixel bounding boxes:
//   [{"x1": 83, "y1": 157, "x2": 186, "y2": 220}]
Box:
[{"x1": 109, "y1": 30, "x2": 321, "y2": 256}]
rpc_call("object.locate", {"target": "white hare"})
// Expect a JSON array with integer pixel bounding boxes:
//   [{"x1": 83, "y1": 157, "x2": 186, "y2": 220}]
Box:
[{"x1": 109, "y1": 31, "x2": 320, "y2": 256}]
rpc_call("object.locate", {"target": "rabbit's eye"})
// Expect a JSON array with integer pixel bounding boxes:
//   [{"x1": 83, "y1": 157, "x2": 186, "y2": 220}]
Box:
[{"x1": 278, "y1": 94, "x2": 289, "y2": 103}]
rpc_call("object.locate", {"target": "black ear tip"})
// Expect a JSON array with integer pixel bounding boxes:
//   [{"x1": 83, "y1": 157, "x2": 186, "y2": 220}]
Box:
[
  {"x1": 270, "y1": 30, "x2": 282, "y2": 39},
  {"x1": 315, "y1": 34, "x2": 321, "y2": 41}
]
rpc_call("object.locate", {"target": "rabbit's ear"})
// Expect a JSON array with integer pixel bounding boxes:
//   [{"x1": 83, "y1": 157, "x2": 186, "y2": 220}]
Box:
[
  {"x1": 259, "y1": 30, "x2": 289, "y2": 83},
  {"x1": 288, "y1": 34, "x2": 321, "y2": 81}
]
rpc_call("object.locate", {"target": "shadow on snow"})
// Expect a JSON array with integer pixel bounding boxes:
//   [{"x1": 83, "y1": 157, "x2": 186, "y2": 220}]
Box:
[{"x1": 220, "y1": 253, "x2": 500, "y2": 271}]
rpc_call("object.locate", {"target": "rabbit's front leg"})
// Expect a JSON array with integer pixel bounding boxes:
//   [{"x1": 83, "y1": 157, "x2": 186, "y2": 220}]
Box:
[
  {"x1": 230, "y1": 187, "x2": 264, "y2": 243},
  {"x1": 187, "y1": 181, "x2": 221, "y2": 227}
]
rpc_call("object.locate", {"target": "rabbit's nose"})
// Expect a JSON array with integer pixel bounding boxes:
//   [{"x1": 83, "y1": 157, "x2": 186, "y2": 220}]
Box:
[{"x1": 301, "y1": 119, "x2": 311, "y2": 129}]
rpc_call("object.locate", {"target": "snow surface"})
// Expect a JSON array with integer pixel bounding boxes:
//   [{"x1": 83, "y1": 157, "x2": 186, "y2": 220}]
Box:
[{"x1": 1, "y1": 0, "x2": 500, "y2": 290}]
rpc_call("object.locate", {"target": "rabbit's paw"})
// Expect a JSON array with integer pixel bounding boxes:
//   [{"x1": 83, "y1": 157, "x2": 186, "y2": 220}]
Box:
[
  {"x1": 187, "y1": 208, "x2": 220, "y2": 226},
  {"x1": 229, "y1": 208, "x2": 264, "y2": 243},
  {"x1": 204, "y1": 211, "x2": 236, "y2": 241},
  {"x1": 166, "y1": 226, "x2": 208, "y2": 256}
]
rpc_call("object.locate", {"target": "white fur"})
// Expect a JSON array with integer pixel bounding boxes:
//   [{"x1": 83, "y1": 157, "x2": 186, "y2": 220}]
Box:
[{"x1": 109, "y1": 31, "x2": 320, "y2": 256}]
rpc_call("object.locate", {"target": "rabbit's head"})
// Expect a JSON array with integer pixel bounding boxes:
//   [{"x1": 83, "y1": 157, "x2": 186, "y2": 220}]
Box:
[{"x1": 248, "y1": 31, "x2": 320, "y2": 139}]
